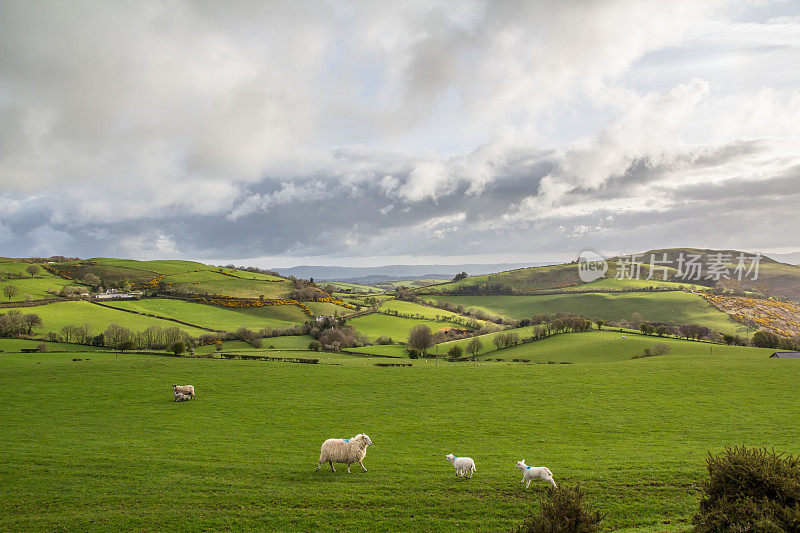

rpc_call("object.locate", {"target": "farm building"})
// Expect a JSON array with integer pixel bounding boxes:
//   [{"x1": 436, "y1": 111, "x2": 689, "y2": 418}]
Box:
[{"x1": 769, "y1": 351, "x2": 800, "y2": 358}]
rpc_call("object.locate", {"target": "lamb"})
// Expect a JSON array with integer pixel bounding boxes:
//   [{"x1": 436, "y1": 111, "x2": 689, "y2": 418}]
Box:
[
  {"x1": 173, "y1": 384, "x2": 195, "y2": 399},
  {"x1": 173, "y1": 390, "x2": 191, "y2": 402},
  {"x1": 316, "y1": 434, "x2": 373, "y2": 473},
  {"x1": 445, "y1": 453, "x2": 476, "y2": 478},
  {"x1": 516, "y1": 460, "x2": 557, "y2": 489}
]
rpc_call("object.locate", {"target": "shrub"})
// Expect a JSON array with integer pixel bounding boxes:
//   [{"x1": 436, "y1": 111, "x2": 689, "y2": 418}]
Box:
[
  {"x1": 35, "y1": 343, "x2": 47, "y2": 353},
  {"x1": 308, "y1": 340, "x2": 322, "y2": 352},
  {"x1": 516, "y1": 485, "x2": 602, "y2": 533},
  {"x1": 407, "y1": 348, "x2": 420, "y2": 359},
  {"x1": 170, "y1": 341, "x2": 186, "y2": 356},
  {"x1": 448, "y1": 345, "x2": 463, "y2": 358},
  {"x1": 375, "y1": 335, "x2": 393, "y2": 345},
  {"x1": 693, "y1": 446, "x2": 800, "y2": 532}
]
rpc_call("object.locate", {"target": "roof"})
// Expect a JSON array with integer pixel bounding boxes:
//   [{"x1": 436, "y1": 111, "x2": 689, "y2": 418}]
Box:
[{"x1": 770, "y1": 352, "x2": 800, "y2": 358}]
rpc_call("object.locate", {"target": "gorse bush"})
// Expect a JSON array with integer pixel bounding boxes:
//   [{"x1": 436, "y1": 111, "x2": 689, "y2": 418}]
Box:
[
  {"x1": 693, "y1": 446, "x2": 800, "y2": 532},
  {"x1": 516, "y1": 485, "x2": 602, "y2": 533}
]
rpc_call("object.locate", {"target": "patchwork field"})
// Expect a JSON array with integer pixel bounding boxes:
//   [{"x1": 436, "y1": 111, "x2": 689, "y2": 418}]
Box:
[
  {"x1": 4, "y1": 300, "x2": 209, "y2": 336},
  {"x1": 422, "y1": 292, "x2": 750, "y2": 334},
  {"x1": 0, "y1": 340, "x2": 794, "y2": 532},
  {"x1": 347, "y1": 313, "x2": 458, "y2": 342},
  {"x1": 0, "y1": 275, "x2": 75, "y2": 302},
  {"x1": 101, "y1": 298, "x2": 305, "y2": 331}
]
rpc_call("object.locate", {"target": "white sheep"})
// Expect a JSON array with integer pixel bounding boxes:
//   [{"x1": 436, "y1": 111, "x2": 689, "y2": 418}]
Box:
[
  {"x1": 316, "y1": 434, "x2": 373, "y2": 473},
  {"x1": 445, "y1": 453, "x2": 476, "y2": 478},
  {"x1": 173, "y1": 390, "x2": 191, "y2": 402},
  {"x1": 516, "y1": 460, "x2": 557, "y2": 489},
  {"x1": 173, "y1": 384, "x2": 195, "y2": 399}
]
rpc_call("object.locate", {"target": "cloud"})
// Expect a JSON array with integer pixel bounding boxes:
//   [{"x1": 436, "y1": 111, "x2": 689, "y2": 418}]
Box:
[{"x1": 0, "y1": 1, "x2": 798, "y2": 263}]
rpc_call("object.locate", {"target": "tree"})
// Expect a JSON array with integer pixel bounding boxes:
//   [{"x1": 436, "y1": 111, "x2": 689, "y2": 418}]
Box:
[
  {"x1": 407, "y1": 324, "x2": 434, "y2": 357},
  {"x1": 3, "y1": 285, "x2": 18, "y2": 301},
  {"x1": 595, "y1": 319, "x2": 604, "y2": 330},
  {"x1": 447, "y1": 345, "x2": 463, "y2": 358},
  {"x1": 22, "y1": 313, "x2": 42, "y2": 335},
  {"x1": 170, "y1": 340, "x2": 185, "y2": 356},
  {"x1": 751, "y1": 330, "x2": 780, "y2": 349},
  {"x1": 452, "y1": 271, "x2": 468, "y2": 282},
  {"x1": 84, "y1": 273, "x2": 101, "y2": 290},
  {"x1": 466, "y1": 337, "x2": 483, "y2": 360},
  {"x1": 0, "y1": 268, "x2": 7, "y2": 280},
  {"x1": 25, "y1": 264, "x2": 40, "y2": 278},
  {"x1": 119, "y1": 340, "x2": 135, "y2": 352},
  {"x1": 103, "y1": 324, "x2": 132, "y2": 350}
]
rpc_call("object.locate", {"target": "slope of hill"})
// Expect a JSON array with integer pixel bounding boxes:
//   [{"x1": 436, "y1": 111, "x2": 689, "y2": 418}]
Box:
[{"x1": 416, "y1": 248, "x2": 800, "y2": 301}]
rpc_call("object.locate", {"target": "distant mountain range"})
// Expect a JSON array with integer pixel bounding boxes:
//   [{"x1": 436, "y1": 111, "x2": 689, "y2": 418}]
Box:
[
  {"x1": 274, "y1": 263, "x2": 557, "y2": 283},
  {"x1": 770, "y1": 251, "x2": 800, "y2": 265}
]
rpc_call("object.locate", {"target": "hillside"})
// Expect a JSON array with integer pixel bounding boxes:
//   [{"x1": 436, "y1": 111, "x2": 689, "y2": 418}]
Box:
[{"x1": 416, "y1": 248, "x2": 800, "y2": 300}]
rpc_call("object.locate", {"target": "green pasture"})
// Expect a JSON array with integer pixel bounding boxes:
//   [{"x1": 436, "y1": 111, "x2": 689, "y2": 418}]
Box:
[
  {"x1": 0, "y1": 259, "x2": 39, "y2": 277},
  {"x1": 477, "y1": 329, "x2": 769, "y2": 363},
  {"x1": 348, "y1": 313, "x2": 457, "y2": 342},
  {"x1": 1, "y1": 342, "x2": 797, "y2": 531},
  {"x1": 3, "y1": 300, "x2": 208, "y2": 337},
  {"x1": 91, "y1": 257, "x2": 210, "y2": 275},
  {"x1": 0, "y1": 275, "x2": 75, "y2": 302},
  {"x1": 379, "y1": 299, "x2": 493, "y2": 326},
  {"x1": 101, "y1": 298, "x2": 303, "y2": 331},
  {"x1": 344, "y1": 343, "x2": 410, "y2": 357},
  {"x1": 0, "y1": 338, "x2": 104, "y2": 353},
  {"x1": 161, "y1": 270, "x2": 293, "y2": 299},
  {"x1": 422, "y1": 292, "x2": 749, "y2": 334}
]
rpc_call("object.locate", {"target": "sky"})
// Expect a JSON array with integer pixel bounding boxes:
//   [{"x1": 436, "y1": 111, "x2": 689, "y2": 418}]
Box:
[{"x1": 1, "y1": 0, "x2": 799, "y2": 268}]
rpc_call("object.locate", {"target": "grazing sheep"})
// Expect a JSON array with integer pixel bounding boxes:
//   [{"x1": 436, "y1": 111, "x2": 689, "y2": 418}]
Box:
[
  {"x1": 445, "y1": 453, "x2": 476, "y2": 478},
  {"x1": 173, "y1": 391, "x2": 191, "y2": 402},
  {"x1": 516, "y1": 460, "x2": 557, "y2": 489},
  {"x1": 316, "y1": 434, "x2": 373, "y2": 473},
  {"x1": 173, "y1": 384, "x2": 195, "y2": 399}
]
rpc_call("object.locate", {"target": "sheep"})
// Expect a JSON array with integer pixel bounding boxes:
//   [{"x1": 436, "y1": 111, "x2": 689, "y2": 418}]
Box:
[
  {"x1": 316, "y1": 434, "x2": 373, "y2": 473},
  {"x1": 516, "y1": 460, "x2": 557, "y2": 489},
  {"x1": 445, "y1": 453, "x2": 476, "y2": 478},
  {"x1": 173, "y1": 384, "x2": 195, "y2": 399},
  {"x1": 173, "y1": 390, "x2": 191, "y2": 402}
]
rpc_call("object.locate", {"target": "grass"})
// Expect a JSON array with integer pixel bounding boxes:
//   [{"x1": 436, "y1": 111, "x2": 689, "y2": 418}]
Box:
[
  {"x1": 0, "y1": 338, "x2": 104, "y2": 353},
  {"x1": 348, "y1": 313, "x2": 457, "y2": 342},
  {"x1": 0, "y1": 275, "x2": 75, "y2": 302},
  {"x1": 476, "y1": 329, "x2": 768, "y2": 363},
  {"x1": 1, "y1": 342, "x2": 797, "y2": 531},
  {"x1": 161, "y1": 270, "x2": 293, "y2": 299},
  {"x1": 423, "y1": 292, "x2": 750, "y2": 335},
  {"x1": 3, "y1": 300, "x2": 208, "y2": 337},
  {"x1": 101, "y1": 298, "x2": 304, "y2": 331},
  {"x1": 379, "y1": 299, "x2": 493, "y2": 326}
]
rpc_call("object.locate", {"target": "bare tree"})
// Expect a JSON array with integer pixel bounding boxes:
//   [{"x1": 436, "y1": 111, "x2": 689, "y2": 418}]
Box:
[
  {"x1": 407, "y1": 324, "x2": 434, "y2": 357},
  {"x1": 25, "y1": 264, "x2": 40, "y2": 278},
  {"x1": 466, "y1": 337, "x2": 483, "y2": 360}
]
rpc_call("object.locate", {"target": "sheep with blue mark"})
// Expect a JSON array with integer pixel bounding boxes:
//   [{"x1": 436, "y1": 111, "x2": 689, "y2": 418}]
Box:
[
  {"x1": 516, "y1": 459, "x2": 557, "y2": 488},
  {"x1": 316, "y1": 434, "x2": 373, "y2": 473}
]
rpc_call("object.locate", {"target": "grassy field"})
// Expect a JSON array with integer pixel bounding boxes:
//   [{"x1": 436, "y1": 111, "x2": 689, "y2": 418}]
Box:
[
  {"x1": 0, "y1": 275, "x2": 75, "y2": 302},
  {"x1": 422, "y1": 292, "x2": 750, "y2": 334},
  {"x1": 379, "y1": 299, "x2": 492, "y2": 326},
  {"x1": 160, "y1": 270, "x2": 293, "y2": 299},
  {"x1": 1, "y1": 340, "x2": 796, "y2": 532},
  {"x1": 475, "y1": 329, "x2": 766, "y2": 363},
  {"x1": 4, "y1": 301, "x2": 209, "y2": 337},
  {"x1": 348, "y1": 313, "x2": 457, "y2": 342},
  {"x1": 101, "y1": 298, "x2": 304, "y2": 331}
]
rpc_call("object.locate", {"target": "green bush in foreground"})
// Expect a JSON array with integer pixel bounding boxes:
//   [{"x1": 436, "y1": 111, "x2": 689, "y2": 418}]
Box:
[
  {"x1": 693, "y1": 446, "x2": 800, "y2": 532},
  {"x1": 516, "y1": 485, "x2": 602, "y2": 533}
]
